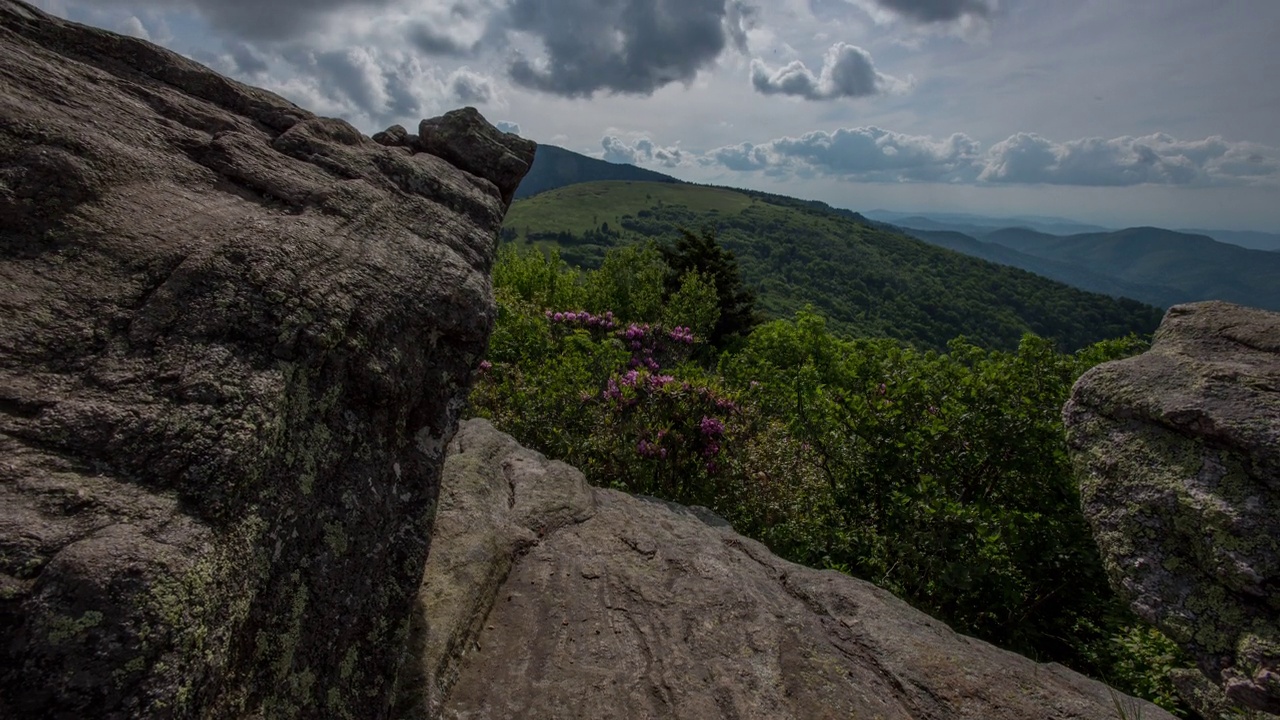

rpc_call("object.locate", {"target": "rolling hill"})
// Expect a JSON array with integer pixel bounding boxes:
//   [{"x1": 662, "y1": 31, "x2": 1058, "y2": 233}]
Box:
[
  {"x1": 1177, "y1": 228, "x2": 1280, "y2": 252},
  {"x1": 980, "y1": 226, "x2": 1280, "y2": 311},
  {"x1": 898, "y1": 228, "x2": 1179, "y2": 304},
  {"x1": 514, "y1": 144, "x2": 683, "y2": 200},
  {"x1": 503, "y1": 181, "x2": 1163, "y2": 352}
]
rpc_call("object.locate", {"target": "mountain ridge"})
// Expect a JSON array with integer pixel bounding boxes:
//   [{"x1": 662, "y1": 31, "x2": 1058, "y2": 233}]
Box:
[{"x1": 503, "y1": 180, "x2": 1163, "y2": 352}]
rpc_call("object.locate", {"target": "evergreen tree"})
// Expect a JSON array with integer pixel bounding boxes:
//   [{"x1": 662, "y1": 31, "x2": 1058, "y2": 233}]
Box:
[{"x1": 661, "y1": 227, "x2": 760, "y2": 348}]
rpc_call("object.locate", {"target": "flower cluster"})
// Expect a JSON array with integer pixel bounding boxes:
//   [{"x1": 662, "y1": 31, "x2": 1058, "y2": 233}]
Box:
[
  {"x1": 636, "y1": 439, "x2": 669, "y2": 460},
  {"x1": 546, "y1": 309, "x2": 617, "y2": 330},
  {"x1": 668, "y1": 326, "x2": 695, "y2": 345}
]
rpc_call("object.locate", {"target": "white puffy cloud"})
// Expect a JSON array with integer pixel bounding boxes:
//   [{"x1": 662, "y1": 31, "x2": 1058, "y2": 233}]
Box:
[
  {"x1": 980, "y1": 132, "x2": 1279, "y2": 186},
  {"x1": 703, "y1": 128, "x2": 1278, "y2": 186},
  {"x1": 448, "y1": 68, "x2": 498, "y2": 104},
  {"x1": 496, "y1": 121, "x2": 522, "y2": 134},
  {"x1": 712, "y1": 126, "x2": 981, "y2": 181},
  {"x1": 601, "y1": 135, "x2": 686, "y2": 167},
  {"x1": 118, "y1": 15, "x2": 149, "y2": 40},
  {"x1": 750, "y1": 42, "x2": 909, "y2": 100}
]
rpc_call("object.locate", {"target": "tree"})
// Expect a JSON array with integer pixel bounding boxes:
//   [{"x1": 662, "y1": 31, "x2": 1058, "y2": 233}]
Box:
[{"x1": 661, "y1": 227, "x2": 760, "y2": 349}]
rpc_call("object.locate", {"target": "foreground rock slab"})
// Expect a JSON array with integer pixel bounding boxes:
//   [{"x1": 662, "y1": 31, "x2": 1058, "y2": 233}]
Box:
[
  {"x1": 1065, "y1": 301, "x2": 1280, "y2": 713},
  {"x1": 0, "y1": 1, "x2": 533, "y2": 716},
  {"x1": 399, "y1": 419, "x2": 1173, "y2": 720}
]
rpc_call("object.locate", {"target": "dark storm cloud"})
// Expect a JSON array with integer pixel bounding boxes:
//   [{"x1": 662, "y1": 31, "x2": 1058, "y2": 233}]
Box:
[
  {"x1": 225, "y1": 41, "x2": 269, "y2": 74},
  {"x1": 501, "y1": 0, "x2": 752, "y2": 98},
  {"x1": 750, "y1": 43, "x2": 903, "y2": 100},
  {"x1": 868, "y1": 0, "x2": 996, "y2": 23},
  {"x1": 408, "y1": 23, "x2": 474, "y2": 56}
]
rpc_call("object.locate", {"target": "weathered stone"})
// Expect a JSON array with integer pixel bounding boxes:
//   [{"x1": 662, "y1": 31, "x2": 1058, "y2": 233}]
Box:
[
  {"x1": 1064, "y1": 301, "x2": 1280, "y2": 714},
  {"x1": 373, "y1": 124, "x2": 411, "y2": 147},
  {"x1": 417, "y1": 107, "x2": 537, "y2": 206},
  {"x1": 397, "y1": 419, "x2": 1175, "y2": 720},
  {"x1": 0, "y1": 0, "x2": 532, "y2": 717}
]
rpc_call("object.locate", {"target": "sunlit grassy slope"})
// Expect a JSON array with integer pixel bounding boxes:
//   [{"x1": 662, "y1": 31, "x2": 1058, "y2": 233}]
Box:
[{"x1": 502, "y1": 180, "x2": 1164, "y2": 351}]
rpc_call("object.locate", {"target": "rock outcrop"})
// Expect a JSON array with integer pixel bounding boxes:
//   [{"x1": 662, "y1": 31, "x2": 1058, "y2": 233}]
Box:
[
  {"x1": 397, "y1": 419, "x2": 1174, "y2": 720},
  {"x1": 1064, "y1": 301, "x2": 1280, "y2": 713},
  {"x1": 0, "y1": 0, "x2": 533, "y2": 716}
]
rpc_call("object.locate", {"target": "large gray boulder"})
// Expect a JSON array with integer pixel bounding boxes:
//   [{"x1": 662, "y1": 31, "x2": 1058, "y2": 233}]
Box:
[
  {"x1": 1064, "y1": 301, "x2": 1280, "y2": 713},
  {"x1": 398, "y1": 419, "x2": 1175, "y2": 720},
  {"x1": 0, "y1": 1, "x2": 533, "y2": 717}
]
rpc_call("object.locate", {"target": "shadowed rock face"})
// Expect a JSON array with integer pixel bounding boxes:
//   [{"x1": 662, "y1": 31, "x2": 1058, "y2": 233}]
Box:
[
  {"x1": 0, "y1": 1, "x2": 533, "y2": 717},
  {"x1": 397, "y1": 419, "x2": 1175, "y2": 720},
  {"x1": 1065, "y1": 301, "x2": 1280, "y2": 714}
]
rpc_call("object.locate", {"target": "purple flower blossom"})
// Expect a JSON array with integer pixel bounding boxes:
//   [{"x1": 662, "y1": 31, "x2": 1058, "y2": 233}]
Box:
[
  {"x1": 667, "y1": 326, "x2": 695, "y2": 345},
  {"x1": 478, "y1": 360, "x2": 492, "y2": 371},
  {"x1": 699, "y1": 416, "x2": 725, "y2": 437},
  {"x1": 649, "y1": 374, "x2": 675, "y2": 388}
]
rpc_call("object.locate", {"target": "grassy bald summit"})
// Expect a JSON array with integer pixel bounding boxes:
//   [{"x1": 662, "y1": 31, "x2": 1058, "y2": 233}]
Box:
[
  {"x1": 503, "y1": 180, "x2": 1163, "y2": 352},
  {"x1": 513, "y1": 143, "x2": 683, "y2": 200}
]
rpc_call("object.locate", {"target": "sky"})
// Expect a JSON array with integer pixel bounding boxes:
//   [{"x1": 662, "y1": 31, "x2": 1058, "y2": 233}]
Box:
[{"x1": 31, "y1": 0, "x2": 1280, "y2": 232}]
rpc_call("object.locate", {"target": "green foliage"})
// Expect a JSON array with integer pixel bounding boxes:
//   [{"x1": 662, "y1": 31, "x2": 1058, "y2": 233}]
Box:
[
  {"x1": 502, "y1": 180, "x2": 1165, "y2": 352},
  {"x1": 661, "y1": 228, "x2": 761, "y2": 348},
  {"x1": 582, "y1": 242, "x2": 666, "y2": 322},
  {"x1": 471, "y1": 243, "x2": 1198, "y2": 715},
  {"x1": 1082, "y1": 621, "x2": 1192, "y2": 715},
  {"x1": 661, "y1": 271, "x2": 720, "y2": 342},
  {"x1": 491, "y1": 244, "x2": 585, "y2": 310}
]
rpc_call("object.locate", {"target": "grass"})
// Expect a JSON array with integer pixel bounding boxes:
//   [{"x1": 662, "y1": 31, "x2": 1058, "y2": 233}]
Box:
[{"x1": 504, "y1": 181, "x2": 757, "y2": 241}]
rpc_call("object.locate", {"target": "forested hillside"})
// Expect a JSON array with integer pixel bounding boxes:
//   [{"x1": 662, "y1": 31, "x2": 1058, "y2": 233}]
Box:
[
  {"x1": 981, "y1": 227, "x2": 1280, "y2": 310},
  {"x1": 503, "y1": 181, "x2": 1164, "y2": 352}
]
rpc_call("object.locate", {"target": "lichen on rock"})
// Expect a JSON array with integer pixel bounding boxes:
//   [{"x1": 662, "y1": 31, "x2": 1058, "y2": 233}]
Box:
[
  {"x1": 1064, "y1": 300, "x2": 1280, "y2": 714},
  {"x1": 0, "y1": 1, "x2": 533, "y2": 716}
]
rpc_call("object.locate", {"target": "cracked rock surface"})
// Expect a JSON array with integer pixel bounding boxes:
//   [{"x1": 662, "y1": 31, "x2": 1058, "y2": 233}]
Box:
[
  {"x1": 0, "y1": 0, "x2": 533, "y2": 716},
  {"x1": 401, "y1": 419, "x2": 1174, "y2": 720},
  {"x1": 1065, "y1": 301, "x2": 1280, "y2": 714}
]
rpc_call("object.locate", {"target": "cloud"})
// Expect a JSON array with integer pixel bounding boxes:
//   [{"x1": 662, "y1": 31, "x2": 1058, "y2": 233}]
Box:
[
  {"x1": 118, "y1": 15, "x2": 149, "y2": 40},
  {"x1": 224, "y1": 41, "x2": 269, "y2": 75},
  {"x1": 750, "y1": 42, "x2": 907, "y2": 100},
  {"x1": 601, "y1": 135, "x2": 686, "y2": 167},
  {"x1": 496, "y1": 121, "x2": 522, "y2": 135},
  {"x1": 755, "y1": 126, "x2": 982, "y2": 181},
  {"x1": 269, "y1": 46, "x2": 459, "y2": 128},
  {"x1": 980, "y1": 132, "x2": 1280, "y2": 186},
  {"x1": 856, "y1": 0, "x2": 997, "y2": 24},
  {"x1": 704, "y1": 127, "x2": 1279, "y2": 187},
  {"x1": 449, "y1": 67, "x2": 497, "y2": 103},
  {"x1": 407, "y1": 23, "x2": 474, "y2": 56},
  {"x1": 501, "y1": 0, "x2": 751, "y2": 98}
]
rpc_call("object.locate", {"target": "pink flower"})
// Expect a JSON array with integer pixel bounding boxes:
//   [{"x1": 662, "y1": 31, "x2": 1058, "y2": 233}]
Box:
[{"x1": 699, "y1": 416, "x2": 725, "y2": 437}]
